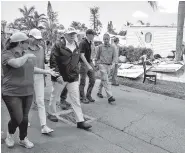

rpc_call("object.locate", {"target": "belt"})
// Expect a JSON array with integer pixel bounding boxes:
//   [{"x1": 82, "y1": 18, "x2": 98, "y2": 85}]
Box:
[{"x1": 100, "y1": 63, "x2": 111, "y2": 65}]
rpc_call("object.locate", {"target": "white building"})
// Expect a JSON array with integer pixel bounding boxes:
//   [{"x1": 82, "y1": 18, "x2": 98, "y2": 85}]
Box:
[{"x1": 125, "y1": 26, "x2": 185, "y2": 57}]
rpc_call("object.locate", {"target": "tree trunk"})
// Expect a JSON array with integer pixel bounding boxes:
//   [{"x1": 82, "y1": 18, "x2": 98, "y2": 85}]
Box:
[
  {"x1": 93, "y1": 14, "x2": 96, "y2": 31},
  {"x1": 176, "y1": 1, "x2": 185, "y2": 61}
]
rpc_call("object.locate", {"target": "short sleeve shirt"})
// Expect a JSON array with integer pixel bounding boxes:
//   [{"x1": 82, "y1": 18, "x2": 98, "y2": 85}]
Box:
[
  {"x1": 96, "y1": 44, "x2": 116, "y2": 64},
  {"x1": 28, "y1": 45, "x2": 45, "y2": 69},
  {"x1": 79, "y1": 39, "x2": 92, "y2": 63},
  {"x1": 1, "y1": 49, "x2": 34, "y2": 96}
]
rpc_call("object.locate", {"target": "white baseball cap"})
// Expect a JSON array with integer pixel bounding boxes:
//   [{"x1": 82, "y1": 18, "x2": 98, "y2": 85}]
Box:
[
  {"x1": 29, "y1": 28, "x2": 42, "y2": 39},
  {"x1": 65, "y1": 27, "x2": 77, "y2": 34},
  {"x1": 10, "y1": 32, "x2": 29, "y2": 42}
]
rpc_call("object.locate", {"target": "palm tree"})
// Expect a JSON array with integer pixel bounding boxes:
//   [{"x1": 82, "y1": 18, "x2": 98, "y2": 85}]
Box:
[
  {"x1": 45, "y1": 1, "x2": 59, "y2": 45},
  {"x1": 43, "y1": 21, "x2": 58, "y2": 44},
  {"x1": 81, "y1": 24, "x2": 88, "y2": 31},
  {"x1": 71, "y1": 21, "x2": 82, "y2": 30},
  {"x1": 148, "y1": 1, "x2": 158, "y2": 11},
  {"x1": 57, "y1": 24, "x2": 65, "y2": 30},
  {"x1": 19, "y1": 6, "x2": 35, "y2": 29},
  {"x1": 8, "y1": 18, "x2": 27, "y2": 31},
  {"x1": 90, "y1": 6, "x2": 102, "y2": 33},
  {"x1": 31, "y1": 11, "x2": 47, "y2": 29},
  {"x1": 176, "y1": 1, "x2": 185, "y2": 61}
]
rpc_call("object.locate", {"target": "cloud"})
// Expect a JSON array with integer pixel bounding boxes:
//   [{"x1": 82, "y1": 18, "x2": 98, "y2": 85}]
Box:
[
  {"x1": 158, "y1": 1, "x2": 178, "y2": 14},
  {"x1": 132, "y1": 11, "x2": 148, "y2": 18}
]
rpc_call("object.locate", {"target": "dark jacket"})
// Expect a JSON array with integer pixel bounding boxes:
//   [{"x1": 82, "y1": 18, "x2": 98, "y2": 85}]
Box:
[{"x1": 50, "y1": 37, "x2": 80, "y2": 83}]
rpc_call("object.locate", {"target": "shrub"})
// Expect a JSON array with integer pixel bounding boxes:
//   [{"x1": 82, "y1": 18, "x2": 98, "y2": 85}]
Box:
[{"x1": 120, "y1": 46, "x2": 154, "y2": 62}]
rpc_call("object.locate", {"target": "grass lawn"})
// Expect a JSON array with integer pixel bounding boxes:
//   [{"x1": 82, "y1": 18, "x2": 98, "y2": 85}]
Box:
[{"x1": 117, "y1": 76, "x2": 185, "y2": 100}]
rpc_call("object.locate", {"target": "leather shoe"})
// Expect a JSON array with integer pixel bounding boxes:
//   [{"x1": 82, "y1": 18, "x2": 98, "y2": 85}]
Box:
[
  {"x1": 86, "y1": 96, "x2": 95, "y2": 102},
  {"x1": 47, "y1": 114, "x2": 58, "y2": 122},
  {"x1": 77, "y1": 122, "x2": 92, "y2": 130},
  {"x1": 112, "y1": 83, "x2": 119, "y2": 86},
  {"x1": 97, "y1": 93, "x2": 103, "y2": 98},
  {"x1": 60, "y1": 100, "x2": 71, "y2": 110},
  {"x1": 108, "y1": 96, "x2": 116, "y2": 104},
  {"x1": 80, "y1": 98, "x2": 89, "y2": 104}
]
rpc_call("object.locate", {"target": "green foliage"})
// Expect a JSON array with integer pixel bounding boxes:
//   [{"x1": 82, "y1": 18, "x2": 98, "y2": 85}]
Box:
[
  {"x1": 8, "y1": 6, "x2": 48, "y2": 30},
  {"x1": 70, "y1": 21, "x2": 88, "y2": 31},
  {"x1": 120, "y1": 46, "x2": 154, "y2": 62},
  {"x1": 107, "y1": 21, "x2": 117, "y2": 35},
  {"x1": 90, "y1": 6, "x2": 102, "y2": 34}
]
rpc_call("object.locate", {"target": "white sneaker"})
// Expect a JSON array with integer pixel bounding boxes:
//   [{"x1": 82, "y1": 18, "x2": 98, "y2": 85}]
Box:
[
  {"x1": 19, "y1": 137, "x2": 34, "y2": 149},
  {"x1": 41, "y1": 125, "x2": 54, "y2": 134},
  {"x1": 5, "y1": 132, "x2": 14, "y2": 148},
  {"x1": 28, "y1": 122, "x2": 31, "y2": 127}
]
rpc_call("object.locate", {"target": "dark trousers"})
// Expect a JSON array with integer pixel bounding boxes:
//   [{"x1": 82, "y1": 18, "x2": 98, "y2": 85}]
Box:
[
  {"x1": 79, "y1": 63, "x2": 95, "y2": 99},
  {"x1": 2, "y1": 95, "x2": 33, "y2": 140}
]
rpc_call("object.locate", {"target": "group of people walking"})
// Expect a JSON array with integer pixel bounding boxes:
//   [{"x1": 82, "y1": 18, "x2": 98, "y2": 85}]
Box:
[{"x1": 1, "y1": 27, "x2": 121, "y2": 149}]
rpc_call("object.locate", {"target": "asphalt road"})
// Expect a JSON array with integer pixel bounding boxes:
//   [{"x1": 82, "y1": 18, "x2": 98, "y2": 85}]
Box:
[{"x1": 1, "y1": 78, "x2": 185, "y2": 153}]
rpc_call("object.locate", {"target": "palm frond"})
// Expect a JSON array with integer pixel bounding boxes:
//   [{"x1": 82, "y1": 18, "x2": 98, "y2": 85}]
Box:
[
  {"x1": 148, "y1": 1, "x2": 158, "y2": 11},
  {"x1": 27, "y1": 6, "x2": 35, "y2": 15}
]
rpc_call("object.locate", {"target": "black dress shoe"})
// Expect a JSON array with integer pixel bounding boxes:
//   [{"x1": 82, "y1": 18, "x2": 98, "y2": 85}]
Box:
[
  {"x1": 108, "y1": 96, "x2": 116, "y2": 104},
  {"x1": 80, "y1": 98, "x2": 89, "y2": 104},
  {"x1": 86, "y1": 96, "x2": 95, "y2": 102},
  {"x1": 112, "y1": 83, "x2": 119, "y2": 86},
  {"x1": 77, "y1": 122, "x2": 92, "y2": 130},
  {"x1": 47, "y1": 114, "x2": 58, "y2": 122},
  {"x1": 97, "y1": 93, "x2": 103, "y2": 98},
  {"x1": 60, "y1": 100, "x2": 72, "y2": 110}
]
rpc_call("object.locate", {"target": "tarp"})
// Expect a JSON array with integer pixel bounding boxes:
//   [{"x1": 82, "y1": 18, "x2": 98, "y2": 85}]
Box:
[
  {"x1": 151, "y1": 62, "x2": 184, "y2": 73},
  {"x1": 117, "y1": 64, "x2": 151, "y2": 78}
]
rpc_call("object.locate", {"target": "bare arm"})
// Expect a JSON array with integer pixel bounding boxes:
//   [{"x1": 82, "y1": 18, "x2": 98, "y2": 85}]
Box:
[
  {"x1": 95, "y1": 46, "x2": 101, "y2": 66},
  {"x1": 79, "y1": 41, "x2": 92, "y2": 69},
  {"x1": 34, "y1": 67, "x2": 48, "y2": 74},
  {"x1": 34, "y1": 67, "x2": 59, "y2": 77},
  {"x1": 7, "y1": 54, "x2": 35, "y2": 68},
  {"x1": 112, "y1": 46, "x2": 117, "y2": 65},
  {"x1": 80, "y1": 53, "x2": 92, "y2": 69}
]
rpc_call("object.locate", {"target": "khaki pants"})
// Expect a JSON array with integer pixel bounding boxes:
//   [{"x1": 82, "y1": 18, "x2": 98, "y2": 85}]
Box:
[
  {"x1": 34, "y1": 74, "x2": 46, "y2": 126},
  {"x1": 98, "y1": 64, "x2": 112, "y2": 98},
  {"x1": 48, "y1": 81, "x2": 84, "y2": 122},
  {"x1": 111, "y1": 64, "x2": 118, "y2": 84}
]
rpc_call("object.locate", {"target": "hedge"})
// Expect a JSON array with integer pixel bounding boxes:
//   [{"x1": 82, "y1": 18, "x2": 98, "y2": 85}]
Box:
[{"x1": 120, "y1": 46, "x2": 154, "y2": 62}]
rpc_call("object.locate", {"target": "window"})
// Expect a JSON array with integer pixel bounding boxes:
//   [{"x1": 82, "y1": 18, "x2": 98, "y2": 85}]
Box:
[{"x1": 145, "y1": 32, "x2": 152, "y2": 43}]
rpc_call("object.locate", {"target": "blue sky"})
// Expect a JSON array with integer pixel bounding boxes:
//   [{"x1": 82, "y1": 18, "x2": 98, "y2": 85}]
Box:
[{"x1": 1, "y1": 1, "x2": 179, "y2": 32}]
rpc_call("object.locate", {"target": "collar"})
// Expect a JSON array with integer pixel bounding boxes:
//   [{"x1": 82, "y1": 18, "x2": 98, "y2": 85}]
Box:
[
  {"x1": 103, "y1": 43, "x2": 111, "y2": 47},
  {"x1": 85, "y1": 38, "x2": 91, "y2": 44},
  {"x1": 66, "y1": 39, "x2": 75, "y2": 46},
  {"x1": 28, "y1": 45, "x2": 40, "y2": 51}
]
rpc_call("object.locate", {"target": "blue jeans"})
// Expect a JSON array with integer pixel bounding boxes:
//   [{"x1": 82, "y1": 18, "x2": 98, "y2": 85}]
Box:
[{"x1": 2, "y1": 95, "x2": 33, "y2": 140}]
